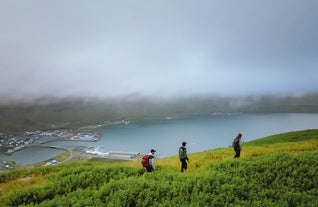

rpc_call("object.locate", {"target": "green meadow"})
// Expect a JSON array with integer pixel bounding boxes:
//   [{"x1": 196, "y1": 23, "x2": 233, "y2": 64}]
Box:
[{"x1": 0, "y1": 129, "x2": 317, "y2": 206}]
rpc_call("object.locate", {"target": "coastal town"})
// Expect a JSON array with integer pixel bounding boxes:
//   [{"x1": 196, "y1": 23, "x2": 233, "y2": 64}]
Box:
[{"x1": 0, "y1": 119, "x2": 131, "y2": 171}]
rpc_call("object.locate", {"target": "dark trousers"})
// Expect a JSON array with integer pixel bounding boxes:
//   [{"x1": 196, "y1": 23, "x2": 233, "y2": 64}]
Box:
[
  {"x1": 180, "y1": 158, "x2": 187, "y2": 172},
  {"x1": 145, "y1": 166, "x2": 153, "y2": 172},
  {"x1": 234, "y1": 147, "x2": 241, "y2": 158}
]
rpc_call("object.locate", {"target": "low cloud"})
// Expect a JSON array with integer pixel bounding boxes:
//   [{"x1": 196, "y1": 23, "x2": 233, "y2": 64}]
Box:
[{"x1": 1, "y1": 0, "x2": 318, "y2": 100}]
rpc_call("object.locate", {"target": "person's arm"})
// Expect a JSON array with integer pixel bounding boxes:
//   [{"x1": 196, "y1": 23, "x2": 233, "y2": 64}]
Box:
[
  {"x1": 152, "y1": 159, "x2": 156, "y2": 170},
  {"x1": 185, "y1": 148, "x2": 189, "y2": 161},
  {"x1": 149, "y1": 156, "x2": 155, "y2": 170}
]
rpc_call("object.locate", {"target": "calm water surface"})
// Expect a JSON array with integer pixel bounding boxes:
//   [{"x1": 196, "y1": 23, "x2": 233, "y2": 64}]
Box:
[{"x1": 2, "y1": 113, "x2": 318, "y2": 165}]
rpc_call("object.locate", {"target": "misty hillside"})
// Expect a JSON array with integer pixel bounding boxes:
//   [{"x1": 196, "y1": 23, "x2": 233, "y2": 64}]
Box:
[{"x1": 1, "y1": 94, "x2": 318, "y2": 134}]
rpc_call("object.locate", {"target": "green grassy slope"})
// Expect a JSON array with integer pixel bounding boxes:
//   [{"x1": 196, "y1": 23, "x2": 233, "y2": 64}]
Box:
[
  {"x1": 0, "y1": 129, "x2": 318, "y2": 206},
  {"x1": 245, "y1": 129, "x2": 318, "y2": 146}
]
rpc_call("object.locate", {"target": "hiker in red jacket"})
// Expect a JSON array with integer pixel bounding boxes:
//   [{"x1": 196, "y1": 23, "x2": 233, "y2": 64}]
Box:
[{"x1": 142, "y1": 149, "x2": 156, "y2": 172}]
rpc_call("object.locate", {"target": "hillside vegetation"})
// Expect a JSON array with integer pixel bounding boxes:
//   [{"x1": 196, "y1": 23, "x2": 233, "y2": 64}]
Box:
[{"x1": 0, "y1": 129, "x2": 318, "y2": 206}]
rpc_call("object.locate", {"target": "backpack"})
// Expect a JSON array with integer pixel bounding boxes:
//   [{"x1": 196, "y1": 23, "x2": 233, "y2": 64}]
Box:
[
  {"x1": 232, "y1": 140, "x2": 239, "y2": 148},
  {"x1": 141, "y1": 155, "x2": 152, "y2": 167}
]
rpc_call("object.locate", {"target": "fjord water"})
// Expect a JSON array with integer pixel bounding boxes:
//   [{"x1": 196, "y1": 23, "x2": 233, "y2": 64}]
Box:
[
  {"x1": 3, "y1": 113, "x2": 318, "y2": 165},
  {"x1": 96, "y1": 113, "x2": 318, "y2": 158}
]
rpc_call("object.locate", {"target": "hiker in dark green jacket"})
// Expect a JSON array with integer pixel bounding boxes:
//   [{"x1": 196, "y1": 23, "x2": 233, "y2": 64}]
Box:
[{"x1": 179, "y1": 141, "x2": 189, "y2": 172}]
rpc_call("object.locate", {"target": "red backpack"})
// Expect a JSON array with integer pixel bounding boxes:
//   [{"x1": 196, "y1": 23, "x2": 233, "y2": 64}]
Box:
[{"x1": 141, "y1": 155, "x2": 152, "y2": 167}]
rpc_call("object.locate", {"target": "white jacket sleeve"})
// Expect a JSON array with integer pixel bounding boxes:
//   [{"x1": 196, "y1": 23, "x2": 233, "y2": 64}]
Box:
[{"x1": 148, "y1": 154, "x2": 155, "y2": 170}]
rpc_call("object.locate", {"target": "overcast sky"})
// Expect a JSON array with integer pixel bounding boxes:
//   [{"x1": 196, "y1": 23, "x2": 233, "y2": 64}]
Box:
[{"x1": 1, "y1": 0, "x2": 318, "y2": 100}]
